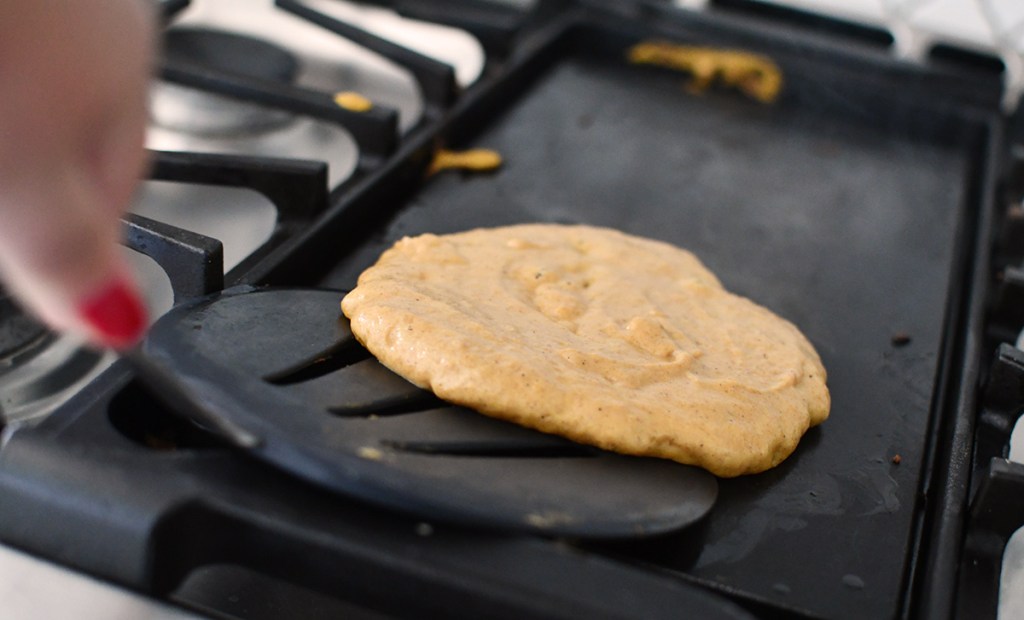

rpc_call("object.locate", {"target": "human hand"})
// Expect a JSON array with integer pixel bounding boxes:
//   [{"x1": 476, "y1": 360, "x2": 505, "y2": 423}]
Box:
[{"x1": 0, "y1": 0, "x2": 156, "y2": 350}]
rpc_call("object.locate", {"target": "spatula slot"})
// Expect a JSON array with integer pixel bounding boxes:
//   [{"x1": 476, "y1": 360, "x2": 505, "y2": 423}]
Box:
[
  {"x1": 328, "y1": 394, "x2": 444, "y2": 418},
  {"x1": 381, "y1": 439, "x2": 598, "y2": 458},
  {"x1": 263, "y1": 338, "x2": 372, "y2": 385}
]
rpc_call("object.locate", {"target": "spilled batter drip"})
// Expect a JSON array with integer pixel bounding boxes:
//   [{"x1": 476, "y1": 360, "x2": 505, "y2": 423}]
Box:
[
  {"x1": 628, "y1": 41, "x2": 783, "y2": 103},
  {"x1": 333, "y1": 91, "x2": 374, "y2": 112},
  {"x1": 428, "y1": 148, "x2": 503, "y2": 176}
]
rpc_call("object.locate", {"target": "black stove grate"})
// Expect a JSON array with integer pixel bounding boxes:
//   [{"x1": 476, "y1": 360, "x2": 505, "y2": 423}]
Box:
[{"x1": 0, "y1": 292, "x2": 48, "y2": 366}]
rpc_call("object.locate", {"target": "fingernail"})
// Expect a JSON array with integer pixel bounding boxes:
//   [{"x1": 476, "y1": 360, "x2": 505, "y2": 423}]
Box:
[{"x1": 77, "y1": 277, "x2": 147, "y2": 349}]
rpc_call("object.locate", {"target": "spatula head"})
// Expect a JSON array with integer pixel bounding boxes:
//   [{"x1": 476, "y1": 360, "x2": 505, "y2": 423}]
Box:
[{"x1": 142, "y1": 286, "x2": 717, "y2": 538}]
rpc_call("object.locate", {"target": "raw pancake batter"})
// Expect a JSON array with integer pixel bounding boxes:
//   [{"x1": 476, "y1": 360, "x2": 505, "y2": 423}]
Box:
[{"x1": 341, "y1": 224, "x2": 829, "y2": 476}]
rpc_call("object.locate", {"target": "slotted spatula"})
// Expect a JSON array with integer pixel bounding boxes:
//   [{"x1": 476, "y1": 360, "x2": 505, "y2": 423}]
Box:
[{"x1": 130, "y1": 286, "x2": 718, "y2": 538}]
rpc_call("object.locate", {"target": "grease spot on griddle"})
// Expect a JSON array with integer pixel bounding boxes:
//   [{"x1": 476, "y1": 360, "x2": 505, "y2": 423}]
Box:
[
  {"x1": 842, "y1": 574, "x2": 865, "y2": 590},
  {"x1": 847, "y1": 468, "x2": 901, "y2": 516}
]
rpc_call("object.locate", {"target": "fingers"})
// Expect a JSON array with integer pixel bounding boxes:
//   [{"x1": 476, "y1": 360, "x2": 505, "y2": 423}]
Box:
[
  {"x1": 0, "y1": 165, "x2": 147, "y2": 349},
  {"x1": 0, "y1": 0, "x2": 156, "y2": 349}
]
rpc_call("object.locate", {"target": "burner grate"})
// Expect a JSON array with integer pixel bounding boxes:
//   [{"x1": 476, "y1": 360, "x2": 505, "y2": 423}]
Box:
[{"x1": 0, "y1": 292, "x2": 48, "y2": 367}]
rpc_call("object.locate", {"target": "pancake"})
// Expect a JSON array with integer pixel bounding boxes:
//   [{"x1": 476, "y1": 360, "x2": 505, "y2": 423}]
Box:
[{"x1": 341, "y1": 224, "x2": 829, "y2": 476}]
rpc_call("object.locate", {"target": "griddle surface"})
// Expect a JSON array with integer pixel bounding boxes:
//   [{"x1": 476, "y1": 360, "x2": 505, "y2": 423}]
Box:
[{"x1": 322, "y1": 41, "x2": 975, "y2": 619}]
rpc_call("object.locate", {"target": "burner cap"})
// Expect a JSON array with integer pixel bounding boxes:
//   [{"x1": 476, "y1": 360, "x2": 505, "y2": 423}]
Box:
[
  {"x1": 0, "y1": 290, "x2": 48, "y2": 362},
  {"x1": 164, "y1": 27, "x2": 299, "y2": 85},
  {"x1": 154, "y1": 28, "x2": 301, "y2": 136}
]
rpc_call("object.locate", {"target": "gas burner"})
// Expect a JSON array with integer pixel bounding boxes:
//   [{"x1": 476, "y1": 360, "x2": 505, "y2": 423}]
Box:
[
  {"x1": 0, "y1": 338, "x2": 107, "y2": 428},
  {"x1": 0, "y1": 291, "x2": 49, "y2": 369},
  {"x1": 167, "y1": 27, "x2": 299, "y2": 83},
  {"x1": 148, "y1": 1, "x2": 485, "y2": 189},
  {"x1": 148, "y1": 23, "x2": 360, "y2": 187},
  {"x1": 152, "y1": 28, "x2": 299, "y2": 136},
  {"x1": 0, "y1": 252, "x2": 171, "y2": 427},
  {"x1": 167, "y1": 0, "x2": 485, "y2": 129},
  {"x1": 147, "y1": 108, "x2": 358, "y2": 188},
  {"x1": 0, "y1": 289, "x2": 87, "y2": 426}
]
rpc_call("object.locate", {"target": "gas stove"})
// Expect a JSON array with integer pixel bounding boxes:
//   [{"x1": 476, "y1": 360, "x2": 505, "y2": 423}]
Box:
[
  {"x1": 1, "y1": 0, "x2": 486, "y2": 427},
  {"x1": 1, "y1": 1, "x2": 1022, "y2": 618}
]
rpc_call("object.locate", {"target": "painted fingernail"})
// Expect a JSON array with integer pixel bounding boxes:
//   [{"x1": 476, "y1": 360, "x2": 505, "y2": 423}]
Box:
[{"x1": 77, "y1": 277, "x2": 147, "y2": 349}]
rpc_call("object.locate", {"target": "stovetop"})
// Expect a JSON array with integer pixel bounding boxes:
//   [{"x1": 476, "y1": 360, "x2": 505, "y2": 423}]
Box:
[{"x1": 2, "y1": 1, "x2": 1022, "y2": 618}]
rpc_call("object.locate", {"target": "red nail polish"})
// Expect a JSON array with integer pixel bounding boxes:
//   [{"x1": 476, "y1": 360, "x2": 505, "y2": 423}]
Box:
[{"x1": 77, "y1": 278, "x2": 147, "y2": 349}]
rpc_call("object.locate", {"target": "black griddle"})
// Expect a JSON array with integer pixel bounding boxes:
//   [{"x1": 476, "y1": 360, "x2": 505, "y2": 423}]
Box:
[
  {"x1": 0, "y1": 2, "x2": 1010, "y2": 619},
  {"x1": 305, "y1": 16, "x2": 996, "y2": 618}
]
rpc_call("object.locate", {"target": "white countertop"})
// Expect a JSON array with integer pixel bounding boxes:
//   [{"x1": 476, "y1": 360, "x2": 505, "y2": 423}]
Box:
[{"x1": 0, "y1": 544, "x2": 202, "y2": 620}]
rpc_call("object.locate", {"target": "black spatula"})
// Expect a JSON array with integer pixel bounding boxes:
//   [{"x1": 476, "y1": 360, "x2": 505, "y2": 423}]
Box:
[{"x1": 133, "y1": 286, "x2": 718, "y2": 538}]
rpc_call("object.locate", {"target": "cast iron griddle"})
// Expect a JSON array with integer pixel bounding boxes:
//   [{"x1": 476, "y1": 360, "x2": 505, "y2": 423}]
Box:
[
  {"x1": 314, "y1": 23, "x2": 984, "y2": 620},
  {"x1": 142, "y1": 286, "x2": 718, "y2": 538}
]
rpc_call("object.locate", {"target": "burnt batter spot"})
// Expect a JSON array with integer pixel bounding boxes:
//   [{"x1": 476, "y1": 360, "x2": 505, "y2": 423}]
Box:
[{"x1": 890, "y1": 332, "x2": 911, "y2": 347}]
